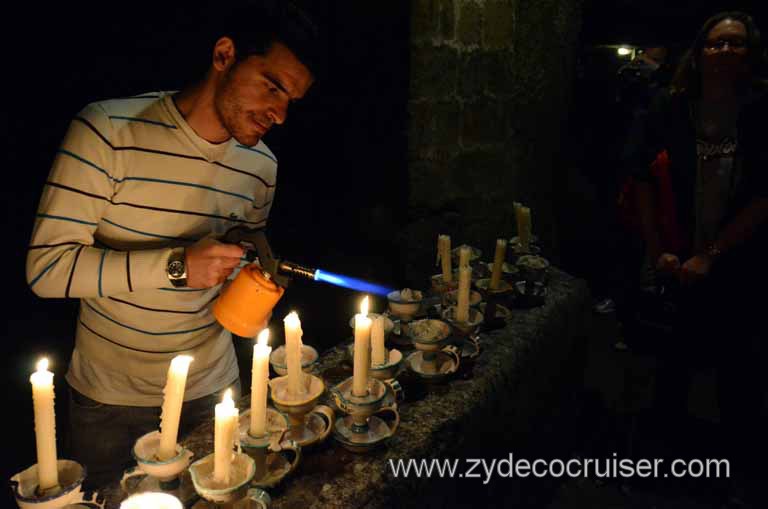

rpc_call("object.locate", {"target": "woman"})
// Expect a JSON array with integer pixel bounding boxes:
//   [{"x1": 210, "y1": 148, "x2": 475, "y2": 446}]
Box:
[{"x1": 631, "y1": 11, "x2": 768, "y2": 504}]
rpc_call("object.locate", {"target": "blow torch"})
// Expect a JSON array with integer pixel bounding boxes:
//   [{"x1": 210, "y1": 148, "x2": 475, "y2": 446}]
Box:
[
  {"x1": 212, "y1": 226, "x2": 317, "y2": 337},
  {"x1": 212, "y1": 225, "x2": 394, "y2": 338}
]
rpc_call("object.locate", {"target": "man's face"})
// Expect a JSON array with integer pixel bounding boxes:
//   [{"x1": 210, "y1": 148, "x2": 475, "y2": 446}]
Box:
[
  {"x1": 214, "y1": 41, "x2": 314, "y2": 147},
  {"x1": 700, "y1": 19, "x2": 750, "y2": 81}
]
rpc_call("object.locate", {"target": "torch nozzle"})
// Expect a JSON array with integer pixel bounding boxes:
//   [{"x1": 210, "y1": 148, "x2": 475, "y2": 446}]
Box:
[{"x1": 277, "y1": 260, "x2": 317, "y2": 281}]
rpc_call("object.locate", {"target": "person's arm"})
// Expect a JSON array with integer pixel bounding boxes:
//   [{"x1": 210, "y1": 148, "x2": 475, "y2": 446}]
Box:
[
  {"x1": 25, "y1": 103, "x2": 177, "y2": 298},
  {"x1": 25, "y1": 103, "x2": 242, "y2": 298},
  {"x1": 710, "y1": 198, "x2": 768, "y2": 257}
]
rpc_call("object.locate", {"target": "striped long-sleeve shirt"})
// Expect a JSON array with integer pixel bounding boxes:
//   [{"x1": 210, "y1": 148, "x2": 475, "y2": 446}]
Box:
[{"x1": 26, "y1": 91, "x2": 277, "y2": 406}]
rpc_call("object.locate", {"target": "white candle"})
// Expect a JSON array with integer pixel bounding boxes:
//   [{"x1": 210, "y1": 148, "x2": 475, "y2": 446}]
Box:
[
  {"x1": 30, "y1": 358, "x2": 58, "y2": 491},
  {"x1": 456, "y1": 267, "x2": 471, "y2": 323},
  {"x1": 438, "y1": 234, "x2": 452, "y2": 283},
  {"x1": 353, "y1": 296, "x2": 372, "y2": 396},
  {"x1": 370, "y1": 315, "x2": 386, "y2": 366},
  {"x1": 459, "y1": 245, "x2": 471, "y2": 269},
  {"x1": 250, "y1": 329, "x2": 271, "y2": 437},
  {"x1": 158, "y1": 355, "x2": 193, "y2": 461},
  {"x1": 120, "y1": 492, "x2": 183, "y2": 509},
  {"x1": 283, "y1": 312, "x2": 304, "y2": 397},
  {"x1": 213, "y1": 389, "x2": 238, "y2": 486},
  {"x1": 513, "y1": 201, "x2": 523, "y2": 235},
  {"x1": 519, "y1": 206, "x2": 532, "y2": 252},
  {"x1": 490, "y1": 238, "x2": 508, "y2": 290}
]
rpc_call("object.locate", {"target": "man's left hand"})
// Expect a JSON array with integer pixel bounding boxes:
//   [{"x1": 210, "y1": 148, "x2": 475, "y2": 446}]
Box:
[{"x1": 679, "y1": 254, "x2": 713, "y2": 285}]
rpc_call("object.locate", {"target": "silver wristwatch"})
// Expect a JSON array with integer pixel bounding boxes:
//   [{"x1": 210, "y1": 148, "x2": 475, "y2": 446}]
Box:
[{"x1": 166, "y1": 247, "x2": 187, "y2": 287}]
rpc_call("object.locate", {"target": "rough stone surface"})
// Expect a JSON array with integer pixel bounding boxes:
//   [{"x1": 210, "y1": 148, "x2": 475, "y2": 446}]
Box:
[
  {"x1": 97, "y1": 268, "x2": 591, "y2": 508},
  {"x1": 405, "y1": 0, "x2": 582, "y2": 282}
]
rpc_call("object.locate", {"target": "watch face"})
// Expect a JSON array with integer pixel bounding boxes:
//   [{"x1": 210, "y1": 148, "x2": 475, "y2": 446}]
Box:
[{"x1": 168, "y1": 260, "x2": 185, "y2": 278}]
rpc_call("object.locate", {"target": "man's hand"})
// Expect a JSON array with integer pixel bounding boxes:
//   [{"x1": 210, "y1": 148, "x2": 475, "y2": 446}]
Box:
[
  {"x1": 186, "y1": 238, "x2": 244, "y2": 289},
  {"x1": 679, "y1": 254, "x2": 713, "y2": 286},
  {"x1": 655, "y1": 253, "x2": 681, "y2": 275}
]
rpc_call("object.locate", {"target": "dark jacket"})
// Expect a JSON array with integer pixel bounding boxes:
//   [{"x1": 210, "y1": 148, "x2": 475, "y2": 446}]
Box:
[{"x1": 627, "y1": 84, "x2": 768, "y2": 260}]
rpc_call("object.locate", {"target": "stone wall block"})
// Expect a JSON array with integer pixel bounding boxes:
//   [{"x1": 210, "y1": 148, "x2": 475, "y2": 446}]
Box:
[
  {"x1": 483, "y1": 0, "x2": 515, "y2": 50},
  {"x1": 457, "y1": 1, "x2": 482, "y2": 47},
  {"x1": 409, "y1": 44, "x2": 459, "y2": 100}
]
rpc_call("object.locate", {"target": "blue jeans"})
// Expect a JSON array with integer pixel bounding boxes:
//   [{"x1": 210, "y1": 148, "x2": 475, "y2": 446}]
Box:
[{"x1": 66, "y1": 380, "x2": 241, "y2": 490}]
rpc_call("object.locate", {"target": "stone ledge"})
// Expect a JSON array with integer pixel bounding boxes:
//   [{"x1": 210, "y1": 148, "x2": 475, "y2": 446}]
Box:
[{"x1": 98, "y1": 267, "x2": 590, "y2": 508}]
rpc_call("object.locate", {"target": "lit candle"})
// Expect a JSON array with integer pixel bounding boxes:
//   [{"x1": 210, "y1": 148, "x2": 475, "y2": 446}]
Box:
[
  {"x1": 250, "y1": 329, "x2": 271, "y2": 437},
  {"x1": 158, "y1": 355, "x2": 193, "y2": 461},
  {"x1": 456, "y1": 267, "x2": 471, "y2": 323},
  {"x1": 459, "y1": 245, "x2": 471, "y2": 269},
  {"x1": 30, "y1": 358, "x2": 58, "y2": 492},
  {"x1": 120, "y1": 492, "x2": 183, "y2": 509},
  {"x1": 370, "y1": 315, "x2": 386, "y2": 366},
  {"x1": 353, "y1": 296, "x2": 372, "y2": 396},
  {"x1": 519, "y1": 207, "x2": 532, "y2": 252},
  {"x1": 438, "y1": 234, "x2": 452, "y2": 283},
  {"x1": 213, "y1": 388, "x2": 238, "y2": 486},
  {"x1": 490, "y1": 238, "x2": 508, "y2": 290},
  {"x1": 283, "y1": 312, "x2": 304, "y2": 397}
]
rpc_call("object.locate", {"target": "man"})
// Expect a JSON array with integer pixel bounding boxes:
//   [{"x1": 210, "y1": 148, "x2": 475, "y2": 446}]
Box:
[{"x1": 25, "y1": 2, "x2": 319, "y2": 488}]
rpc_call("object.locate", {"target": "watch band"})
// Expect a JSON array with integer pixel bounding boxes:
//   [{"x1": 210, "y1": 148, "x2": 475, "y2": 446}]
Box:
[{"x1": 167, "y1": 247, "x2": 188, "y2": 287}]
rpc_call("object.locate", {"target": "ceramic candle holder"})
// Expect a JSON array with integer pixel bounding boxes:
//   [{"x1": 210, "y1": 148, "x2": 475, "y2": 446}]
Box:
[
  {"x1": 330, "y1": 377, "x2": 400, "y2": 453},
  {"x1": 484, "y1": 261, "x2": 519, "y2": 281},
  {"x1": 387, "y1": 290, "x2": 424, "y2": 322},
  {"x1": 120, "y1": 430, "x2": 195, "y2": 503},
  {"x1": 429, "y1": 273, "x2": 459, "y2": 296},
  {"x1": 237, "y1": 408, "x2": 300, "y2": 489},
  {"x1": 404, "y1": 319, "x2": 461, "y2": 381},
  {"x1": 474, "y1": 278, "x2": 514, "y2": 297},
  {"x1": 269, "y1": 344, "x2": 319, "y2": 376},
  {"x1": 188, "y1": 451, "x2": 269, "y2": 508},
  {"x1": 441, "y1": 306, "x2": 484, "y2": 338},
  {"x1": 450, "y1": 245, "x2": 482, "y2": 265},
  {"x1": 269, "y1": 374, "x2": 334, "y2": 448},
  {"x1": 442, "y1": 289, "x2": 483, "y2": 308},
  {"x1": 10, "y1": 459, "x2": 101, "y2": 509},
  {"x1": 477, "y1": 302, "x2": 512, "y2": 321},
  {"x1": 515, "y1": 255, "x2": 550, "y2": 285},
  {"x1": 345, "y1": 344, "x2": 404, "y2": 381}
]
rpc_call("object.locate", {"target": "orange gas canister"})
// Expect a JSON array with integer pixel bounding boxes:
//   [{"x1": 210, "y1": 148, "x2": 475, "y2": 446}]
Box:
[{"x1": 213, "y1": 264, "x2": 285, "y2": 337}]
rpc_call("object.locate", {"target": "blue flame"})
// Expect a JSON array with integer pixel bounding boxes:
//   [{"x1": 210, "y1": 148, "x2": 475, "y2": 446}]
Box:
[{"x1": 314, "y1": 269, "x2": 393, "y2": 296}]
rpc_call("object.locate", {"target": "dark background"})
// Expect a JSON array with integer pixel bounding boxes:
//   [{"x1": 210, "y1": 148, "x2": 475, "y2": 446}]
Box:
[{"x1": 4, "y1": 0, "x2": 768, "y2": 505}]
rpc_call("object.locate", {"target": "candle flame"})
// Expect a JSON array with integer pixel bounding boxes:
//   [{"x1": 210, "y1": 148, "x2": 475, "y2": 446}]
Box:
[
  {"x1": 284, "y1": 311, "x2": 301, "y2": 329},
  {"x1": 36, "y1": 358, "x2": 49, "y2": 372},
  {"x1": 223, "y1": 388, "x2": 233, "y2": 404},
  {"x1": 257, "y1": 328, "x2": 270, "y2": 347},
  {"x1": 360, "y1": 296, "x2": 369, "y2": 317}
]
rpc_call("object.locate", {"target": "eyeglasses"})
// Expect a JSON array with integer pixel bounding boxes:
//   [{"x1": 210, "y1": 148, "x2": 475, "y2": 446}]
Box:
[{"x1": 704, "y1": 39, "x2": 748, "y2": 51}]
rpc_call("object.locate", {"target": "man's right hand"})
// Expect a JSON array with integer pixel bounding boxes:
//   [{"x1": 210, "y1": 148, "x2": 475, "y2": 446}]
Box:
[
  {"x1": 186, "y1": 238, "x2": 245, "y2": 288},
  {"x1": 655, "y1": 253, "x2": 681, "y2": 275}
]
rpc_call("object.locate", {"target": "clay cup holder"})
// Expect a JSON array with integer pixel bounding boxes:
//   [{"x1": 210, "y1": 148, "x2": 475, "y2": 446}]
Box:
[
  {"x1": 120, "y1": 430, "x2": 194, "y2": 502},
  {"x1": 237, "y1": 408, "x2": 300, "y2": 489},
  {"x1": 10, "y1": 460, "x2": 97, "y2": 509},
  {"x1": 269, "y1": 344, "x2": 319, "y2": 376},
  {"x1": 404, "y1": 319, "x2": 461, "y2": 381},
  {"x1": 189, "y1": 451, "x2": 270, "y2": 508},
  {"x1": 387, "y1": 290, "x2": 424, "y2": 322},
  {"x1": 330, "y1": 377, "x2": 400, "y2": 453},
  {"x1": 269, "y1": 374, "x2": 334, "y2": 448}
]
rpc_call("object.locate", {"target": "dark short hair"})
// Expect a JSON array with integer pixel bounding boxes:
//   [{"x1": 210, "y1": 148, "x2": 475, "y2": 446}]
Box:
[
  {"x1": 214, "y1": 1, "x2": 324, "y2": 80},
  {"x1": 670, "y1": 11, "x2": 765, "y2": 97}
]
